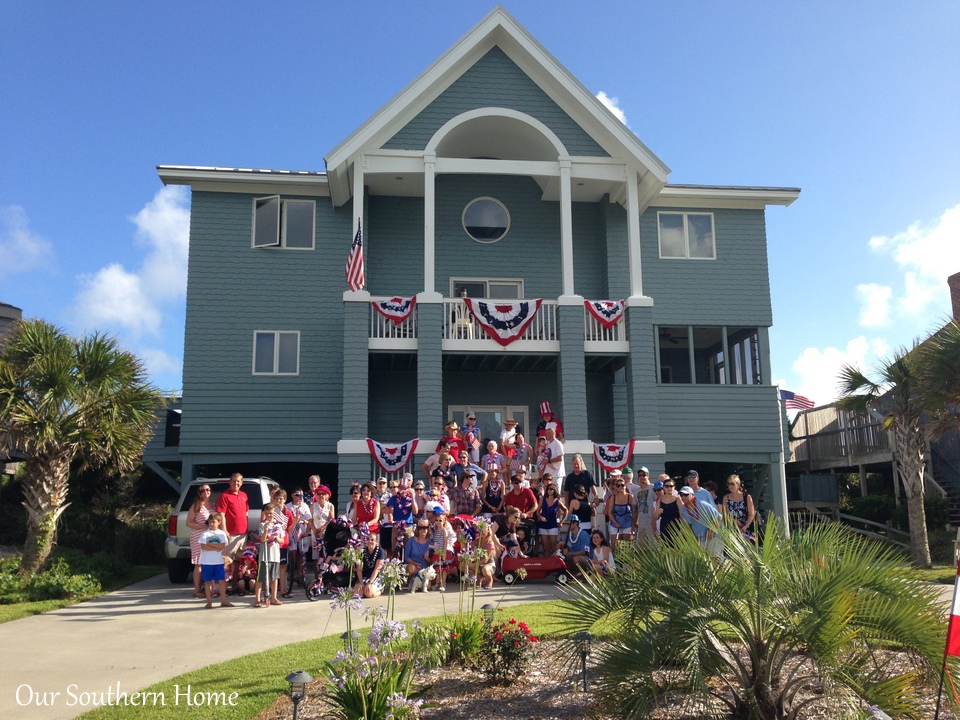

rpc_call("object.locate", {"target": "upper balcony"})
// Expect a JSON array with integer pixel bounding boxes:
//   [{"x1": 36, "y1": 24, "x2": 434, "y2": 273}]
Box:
[{"x1": 368, "y1": 297, "x2": 627, "y2": 354}]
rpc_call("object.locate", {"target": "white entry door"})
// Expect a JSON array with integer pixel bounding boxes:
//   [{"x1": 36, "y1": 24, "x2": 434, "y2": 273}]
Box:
[{"x1": 448, "y1": 405, "x2": 530, "y2": 448}]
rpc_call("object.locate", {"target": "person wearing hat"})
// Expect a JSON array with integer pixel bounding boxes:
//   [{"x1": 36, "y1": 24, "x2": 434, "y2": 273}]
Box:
[
  {"x1": 386, "y1": 473, "x2": 418, "y2": 553},
  {"x1": 678, "y1": 485, "x2": 722, "y2": 558},
  {"x1": 535, "y1": 400, "x2": 564, "y2": 441},
  {"x1": 500, "y1": 417, "x2": 519, "y2": 461},
  {"x1": 437, "y1": 421, "x2": 467, "y2": 459},
  {"x1": 561, "y1": 514, "x2": 591, "y2": 572},
  {"x1": 684, "y1": 470, "x2": 714, "y2": 506},
  {"x1": 452, "y1": 448, "x2": 486, "y2": 488}
]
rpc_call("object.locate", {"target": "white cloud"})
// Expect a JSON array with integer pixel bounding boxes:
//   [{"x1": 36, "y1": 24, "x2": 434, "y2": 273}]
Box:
[
  {"x1": 137, "y1": 347, "x2": 183, "y2": 383},
  {"x1": 856, "y1": 283, "x2": 891, "y2": 327},
  {"x1": 74, "y1": 186, "x2": 189, "y2": 337},
  {"x1": 0, "y1": 205, "x2": 55, "y2": 278},
  {"x1": 790, "y1": 336, "x2": 875, "y2": 405},
  {"x1": 596, "y1": 91, "x2": 628, "y2": 127},
  {"x1": 868, "y1": 202, "x2": 960, "y2": 319}
]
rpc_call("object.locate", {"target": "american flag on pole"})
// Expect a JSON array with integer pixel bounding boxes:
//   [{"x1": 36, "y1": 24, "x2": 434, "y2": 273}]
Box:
[
  {"x1": 779, "y1": 389, "x2": 814, "y2": 410},
  {"x1": 345, "y1": 219, "x2": 365, "y2": 291}
]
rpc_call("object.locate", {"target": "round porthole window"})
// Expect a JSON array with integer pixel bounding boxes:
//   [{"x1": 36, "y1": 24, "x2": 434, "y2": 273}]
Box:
[{"x1": 462, "y1": 197, "x2": 510, "y2": 243}]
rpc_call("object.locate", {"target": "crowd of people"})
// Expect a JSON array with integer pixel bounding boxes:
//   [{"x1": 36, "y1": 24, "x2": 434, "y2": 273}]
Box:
[{"x1": 187, "y1": 411, "x2": 757, "y2": 607}]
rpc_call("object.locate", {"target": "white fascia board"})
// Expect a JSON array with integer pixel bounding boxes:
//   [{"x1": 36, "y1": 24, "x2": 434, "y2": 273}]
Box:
[
  {"x1": 324, "y1": 7, "x2": 670, "y2": 203},
  {"x1": 655, "y1": 185, "x2": 801, "y2": 209},
  {"x1": 157, "y1": 166, "x2": 330, "y2": 197}
]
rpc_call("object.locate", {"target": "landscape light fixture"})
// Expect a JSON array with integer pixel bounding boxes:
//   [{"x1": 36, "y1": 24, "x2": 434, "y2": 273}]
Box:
[
  {"x1": 481, "y1": 603, "x2": 497, "y2": 623},
  {"x1": 285, "y1": 670, "x2": 313, "y2": 720},
  {"x1": 340, "y1": 630, "x2": 361, "y2": 653},
  {"x1": 573, "y1": 631, "x2": 593, "y2": 692}
]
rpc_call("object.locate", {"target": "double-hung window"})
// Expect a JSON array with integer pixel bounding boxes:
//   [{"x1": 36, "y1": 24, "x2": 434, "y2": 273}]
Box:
[
  {"x1": 658, "y1": 212, "x2": 715, "y2": 259},
  {"x1": 252, "y1": 196, "x2": 315, "y2": 249},
  {"x1": 253, "y1": 331, "x2": 300, "y2": 375}
]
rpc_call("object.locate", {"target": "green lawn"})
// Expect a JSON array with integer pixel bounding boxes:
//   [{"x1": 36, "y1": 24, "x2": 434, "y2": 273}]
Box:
[
  {"x1": 907, "y1": 563, "x2": 957, "y2": 585},
  {"x1": 79, "y1": 601, "x2": 564, "y2": 720},
  {"x1": 0, "y1": 563, "x2": 162, "y2": 624}
]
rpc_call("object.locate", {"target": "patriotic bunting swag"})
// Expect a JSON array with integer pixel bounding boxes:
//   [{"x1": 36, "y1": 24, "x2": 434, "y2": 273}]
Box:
[
  {"x1": 593, "y1": 440, "x2": 636, "y2": 472},
  {"x1": 585, "y1": 299, "x2": 626, "y2": 329},
  {"x1": 372, "y1": 296, "x2": 416, "y2": 324},
  {"x1": 366, "y1": 438, "x2": 420, "y2": 473},
  {"x1": 463, "y1": 298, "x2": 543, "y2": 347}
]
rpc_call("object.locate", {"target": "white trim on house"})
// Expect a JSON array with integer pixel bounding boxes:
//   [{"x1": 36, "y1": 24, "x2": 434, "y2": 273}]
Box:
[{"x1": 323, "y1": 6, "x2": 669, "y2": 207}]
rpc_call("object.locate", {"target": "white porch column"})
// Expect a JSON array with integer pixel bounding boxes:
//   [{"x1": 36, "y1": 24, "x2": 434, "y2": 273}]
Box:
[
  {"x1": 625, "y1": 167, "x2": 644, "y2": 298},
  {"x1": 353, "y1": 154, "x2": 365, "y2": 252},
  {"x1": 559, "y1": 157, "x2": 575, "y2": 297},
  {"x1": 423, "y1": 152, "x2": 437, "y2": 297}
]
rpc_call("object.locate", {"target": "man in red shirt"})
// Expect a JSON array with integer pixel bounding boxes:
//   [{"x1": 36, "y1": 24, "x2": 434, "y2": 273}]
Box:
[
  {"x1": 504, "y1": 473, "x2": 539, "y2": 521},
  {"x1": 216, "y1": 472, "x2": 249, "y2": 592}
]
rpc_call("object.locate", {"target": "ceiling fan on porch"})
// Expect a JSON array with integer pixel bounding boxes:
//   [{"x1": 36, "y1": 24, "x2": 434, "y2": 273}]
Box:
[{"x1": 658, "y1": 329, "x2": 684, "y2": 345}]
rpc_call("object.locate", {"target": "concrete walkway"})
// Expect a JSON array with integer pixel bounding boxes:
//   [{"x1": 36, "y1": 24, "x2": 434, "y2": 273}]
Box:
[{"x1": 0, "y1": 574, "x2": 562, "y2": 720}]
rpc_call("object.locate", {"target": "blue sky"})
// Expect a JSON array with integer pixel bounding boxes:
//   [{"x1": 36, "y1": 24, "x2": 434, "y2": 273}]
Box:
[{"x1": 2, "y1": 1, "x2": 959, "y2": 404}]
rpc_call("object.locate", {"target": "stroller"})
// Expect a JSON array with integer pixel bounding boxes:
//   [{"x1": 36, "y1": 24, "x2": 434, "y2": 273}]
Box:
[
  {"x1": 235, "y1": 542, "x2": 258, "y2": 595},
  {"x1": 305, "y1": 518, "x2": 355, "y2": 601}
]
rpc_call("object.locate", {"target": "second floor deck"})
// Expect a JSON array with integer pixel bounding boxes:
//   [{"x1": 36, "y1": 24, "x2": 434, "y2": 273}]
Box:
[{"x1": 368, "y1": 297, "x2": 628, "y2": 354}]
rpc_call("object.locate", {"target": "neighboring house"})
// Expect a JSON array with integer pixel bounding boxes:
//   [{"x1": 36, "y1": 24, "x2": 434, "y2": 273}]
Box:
[
  {"x1": 0, "y1": 302, "x2": 24, "y2": 471},
  {"x1": 150, "y1": 7, "x2": 799, "y2": 513},
  {"x1": 786, "y1": 270, "x2": 960, "y2": 521}
]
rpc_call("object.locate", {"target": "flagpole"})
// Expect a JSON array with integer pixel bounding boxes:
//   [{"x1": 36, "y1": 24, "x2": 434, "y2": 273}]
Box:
[{"x1": 935, "y1": 561, "x2": 960, "y2": 720}]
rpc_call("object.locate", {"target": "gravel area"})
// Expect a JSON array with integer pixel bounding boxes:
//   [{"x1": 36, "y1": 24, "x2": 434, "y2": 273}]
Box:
[{"x1": 256, "y1": 638, "x2": 960, "y2": 720}]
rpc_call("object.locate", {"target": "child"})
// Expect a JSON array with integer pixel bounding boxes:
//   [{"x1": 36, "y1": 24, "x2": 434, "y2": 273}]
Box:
[
  {"x1": 199, "y1": 512, "x2": 233, "y2": 608},
  {"x1": 236, "y1": 541, "x2": 258, "y2": 596},
  {"x1": 502, "y1": 537, "x2": 526, "y2": 561},
  {"x1": 254, "y1": 503, "x2": 283, "y2": 608},
  {"x1": 515, "y1": 526, "x2": 532, "y2": 556}
]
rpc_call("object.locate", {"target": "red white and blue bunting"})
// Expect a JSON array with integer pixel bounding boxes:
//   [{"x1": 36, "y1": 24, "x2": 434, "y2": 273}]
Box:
[
  {"x1": 463, "y1": 298, "x2": 543, "y2": 347},
  {"x1": 593, "y1": 440, "x2": 636, "y2": 472},
  {"x1": 366, "y1": 438, "x2": 420, "y2": 473},
  {"x1": 585, "y1": 300, "x2": 626, "y2": 329},
  {"x1": 372, "y1": 296, "x2": 416, "y2": 324}
]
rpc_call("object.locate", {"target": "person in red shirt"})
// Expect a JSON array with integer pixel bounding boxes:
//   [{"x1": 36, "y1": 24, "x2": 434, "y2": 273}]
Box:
[
  {"x1": 436, "y1": 421, "x2": 467, "y2": 458},
  {"x1": 504, "y1": 473, "x2": 539, "y2": 522},
  {"x1": 216, "y1": 473, "x2": 249, "y2": 593}
]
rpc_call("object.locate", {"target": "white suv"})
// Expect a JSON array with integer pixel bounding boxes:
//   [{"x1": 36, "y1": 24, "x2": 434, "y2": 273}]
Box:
[{"x1": 164, "y1": 476, "x2": 279, "y2": 583}]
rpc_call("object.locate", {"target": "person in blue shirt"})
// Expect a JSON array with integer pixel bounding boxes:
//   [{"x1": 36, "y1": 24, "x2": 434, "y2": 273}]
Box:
[
  {"x1": 451, "y1": 449, "x2": 487, "y2": 488},
  {"x1": 562, "y1": 515, "x2": 592, "y2": 573},
  {"x1": 678, "y1": 486, "x2": 723, "y2": 558}
]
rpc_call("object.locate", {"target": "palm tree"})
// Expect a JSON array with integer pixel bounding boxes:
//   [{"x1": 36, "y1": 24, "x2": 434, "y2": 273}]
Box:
[
  {"x1": 559, "y1": 520, "x2": 950, "y2": 720},
  {"x1": 837, "y1": 349, "x2": 933, "y2": 567},
  {"x1": 919, "y1": 318, "x2": 960, "y2": 441},
  {"x1": 0, "y1": 319, "x2": 163, "y2": 574}
]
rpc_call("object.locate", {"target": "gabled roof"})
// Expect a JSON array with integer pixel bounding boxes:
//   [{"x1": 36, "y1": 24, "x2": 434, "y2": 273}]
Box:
[{"x1": 324, "y1": 5, "x2": 670, "y2": 207}]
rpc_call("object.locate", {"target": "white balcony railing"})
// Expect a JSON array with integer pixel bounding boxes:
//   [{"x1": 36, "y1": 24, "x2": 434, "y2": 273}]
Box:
[
  {"x1": 584, "y1": 309, "x2": 628, "y2": 353},
  {"x1": 442, "y1": 298, "x2": 557, "y2": 348},
  {"x1": 369, "y1": 300, "x2": 417, "y2": 350},
  {"x1": 368, "y1": 297, "x2": 627, "y2": 352}
]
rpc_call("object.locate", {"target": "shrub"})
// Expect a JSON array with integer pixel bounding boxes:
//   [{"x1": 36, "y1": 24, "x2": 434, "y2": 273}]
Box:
[
  {"x1": 475, "y1": 618, "x2": 538, "y2": 684},
  {"x1": 27, "y1": 559, "x2": 101, "y2": 600},
  {"x1": 446, "y1": 613, "x2": 486, "y2": 666},
  {"x1": 407, "y1": 621, "x2": 450, "y2": 671}
]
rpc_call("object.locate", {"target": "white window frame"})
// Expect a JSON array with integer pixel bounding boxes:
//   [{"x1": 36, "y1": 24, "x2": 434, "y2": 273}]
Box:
[
  {"x1": 448, "y1": 405, "x2": 530, "y2": 440},
  {"x1": 462, "y1": 196, "x2": 511, "y2": 244},
  {"x1": 252, "y1": 330, "x2": 300, "y2": 376},
  {"x1": 450, "y1": 278, "x2": 524, "y2": 299},
  {"x1": 252, "y1": 196, "x2": 315, "y2": 250},
  {"x1": 657, "y1": 211, "x2": 716, "y2": 260}
]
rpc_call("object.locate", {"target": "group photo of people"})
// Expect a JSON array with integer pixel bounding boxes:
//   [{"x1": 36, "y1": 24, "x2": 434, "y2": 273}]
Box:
[{"x1": 187, "y1": 405, "x2": 758, "y2": 606}]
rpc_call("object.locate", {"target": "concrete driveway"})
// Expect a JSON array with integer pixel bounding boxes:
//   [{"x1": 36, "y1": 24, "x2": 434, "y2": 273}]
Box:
[{"x1": 0, "y1": 574, "x2": 563, "y2": 720}]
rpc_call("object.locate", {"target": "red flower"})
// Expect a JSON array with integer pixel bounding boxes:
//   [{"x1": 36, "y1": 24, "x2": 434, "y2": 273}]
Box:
[
  {"x1": 509, "y1": 618, "x2": 517, "y2": 625},
  {"x1": 528, "y1": 636, "x2": 538, "y2": 642},
  {"x1": 495, "y1": 632, "x2": 503, "y2": 641},
  {"x1": 514, "y1": 641, "x2": 520, "y2": 646},
  {"x1": 451, "y1": 633, "x2": 458, "y2": 639}
]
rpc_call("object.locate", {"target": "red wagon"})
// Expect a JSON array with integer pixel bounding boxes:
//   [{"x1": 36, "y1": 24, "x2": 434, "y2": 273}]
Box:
[{"x1": 500, "y1": 553, "x2": 570, "y2": 586}]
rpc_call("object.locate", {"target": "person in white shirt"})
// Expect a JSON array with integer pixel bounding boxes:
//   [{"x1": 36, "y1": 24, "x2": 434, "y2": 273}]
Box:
[{"x1": 542, "y1": 424, "x2": 565, "y2": 480}]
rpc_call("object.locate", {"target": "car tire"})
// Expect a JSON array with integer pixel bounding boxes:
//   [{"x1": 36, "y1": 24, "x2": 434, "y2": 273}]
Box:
[
  {"x1": 503, "y1": 572, "x2": 517, "y2": 585},
  {"x1": 168, "y1": 559, "x2": 191, "y2": 584}
]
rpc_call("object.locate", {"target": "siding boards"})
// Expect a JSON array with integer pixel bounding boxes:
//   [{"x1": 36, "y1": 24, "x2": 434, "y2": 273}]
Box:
[
  {"x1": 642, "y1": 208, "x2": 772, "y2": 326},
  {"x1": 656, "y1": 385, "x2": 782, "y2": 455},
  {"x1": 384, "y1": 47, "x2": 607, "y2": 157},
  {"x1": 181, "y1": 191, "x2": 349, "y2": 454},
  {"x1": 367, "y1": 195, "x2": 424, "y2": 296},
  {"x1": 369, "y1": 367, "x2": 419, "y2": 439}
]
